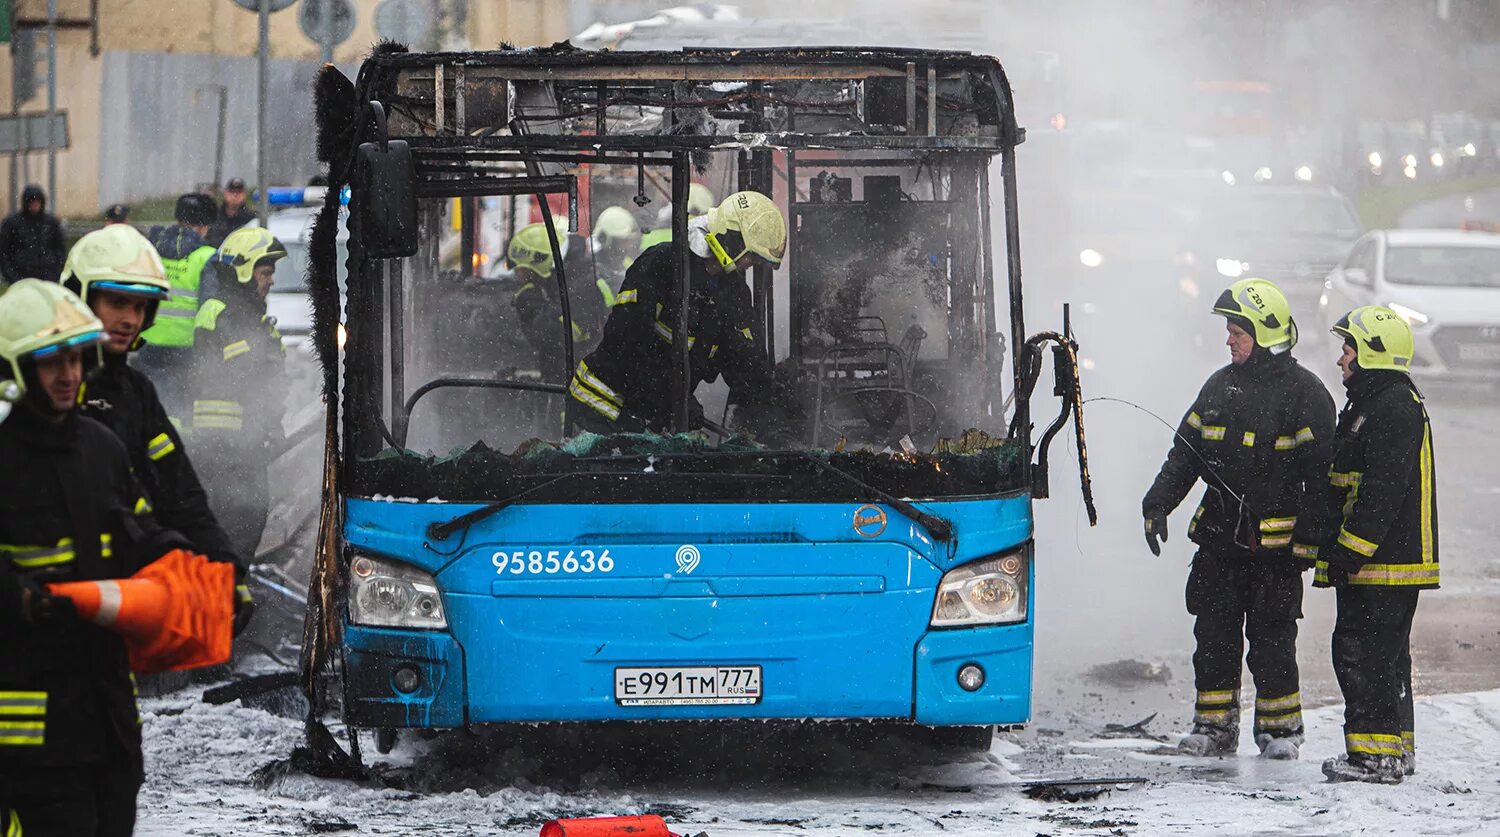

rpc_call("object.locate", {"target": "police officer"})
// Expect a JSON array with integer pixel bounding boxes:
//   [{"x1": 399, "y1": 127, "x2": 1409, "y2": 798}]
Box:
[
  {"x1": 565, "y1": 190, "x2": 786, "y2": 435},
  {"x1": 136, "y1": 194, "x2": 219, "y2": 419},
  {"x1": 0, "y1": 279, "x2": 193, "y2": 836},
  {"x1": 61, "y1": 225, "x2": 253, "y2": 631},
  {"x1": 1310, "y1": 306, "x2": 1438, "y2": 785},
  {"x1": 1143, "y1": 278, "x2": 1336, "y2": 759},
  {"x1": 189, "y1": 227, "x2": 289, "y2": 560},
  {"x1": 507, "y1": 222, "x2": 608, "y2": 380}
]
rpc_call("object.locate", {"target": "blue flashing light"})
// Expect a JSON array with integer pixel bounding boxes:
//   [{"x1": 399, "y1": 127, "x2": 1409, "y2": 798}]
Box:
[{"x1": 260, "y1": 186, "x2": 351, "y2": 207}]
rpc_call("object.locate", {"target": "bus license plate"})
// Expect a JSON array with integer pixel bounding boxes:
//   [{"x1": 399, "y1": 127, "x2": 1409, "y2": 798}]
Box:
[{"x1": 614, "y1": 666, "x2": 763, "y2": 706}]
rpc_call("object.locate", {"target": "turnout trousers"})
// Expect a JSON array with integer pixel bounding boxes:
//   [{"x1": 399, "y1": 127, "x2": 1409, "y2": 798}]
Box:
[
  {"x1": 1332, "y1": 586, "x2": 1418, "y2": 760},
  {"x1": 0, "y1": 760, "x2": 141, "y2": 837},
  {"x1": 1186, "y1": 549, "x2": 1305, "y2": 737}
]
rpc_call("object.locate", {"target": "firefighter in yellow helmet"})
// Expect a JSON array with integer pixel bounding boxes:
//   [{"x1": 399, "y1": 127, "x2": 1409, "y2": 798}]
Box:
[
  {"x1": 188, "y1": 227, "x2": 289, "y2": 560},
  {"x1": 566, "y1": 190, "x2": 794, "y2": 435},
  {"x1": 61, "y1": 225, "x2": 252, "y2": 633},
  {"x1": 592, "y1": 205, "x2": 641, "y2": 297},
  {"x1": 1309, "y1": 307, "x2": 1436, "y2": 784},
  {"x1": 1142, "y1": 278, "x2": 1336, "y2": 760},
  {"x1": 639, "y1": 182, "x2": 716, "y2": 252},
  {"x1": 508, "y1": 221, "x2": 608, "y2": 380},
  {"x1": 0, "y1": 279, "x2": 193, "y2": 836}
]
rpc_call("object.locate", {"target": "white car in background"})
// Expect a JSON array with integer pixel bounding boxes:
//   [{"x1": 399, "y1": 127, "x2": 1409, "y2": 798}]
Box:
[
  {"x1": 264, "y1": 203, "x2": 348, "y2": 350},
  {"x1": 1320, "y1": 229, "x2": 1500, "y2": 380}
]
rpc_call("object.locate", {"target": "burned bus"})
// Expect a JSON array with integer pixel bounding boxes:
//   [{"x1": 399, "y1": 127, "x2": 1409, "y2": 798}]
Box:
[{"x1": 302, "y1": 44, "x2": 1091, "y2": 752}]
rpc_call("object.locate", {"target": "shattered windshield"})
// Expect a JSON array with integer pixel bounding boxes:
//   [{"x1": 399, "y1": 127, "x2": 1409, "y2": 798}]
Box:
[{"x1": 344, "y1": 153, "x2": 1022, "y2": 500}]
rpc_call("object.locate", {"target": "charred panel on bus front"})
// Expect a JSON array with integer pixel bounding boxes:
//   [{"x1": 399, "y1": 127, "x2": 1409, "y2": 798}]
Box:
[{"x1": 332, "y1": 46, "x2": 1025, "y2": 503}]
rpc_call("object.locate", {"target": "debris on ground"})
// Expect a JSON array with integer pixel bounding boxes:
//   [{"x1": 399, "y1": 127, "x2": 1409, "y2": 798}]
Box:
[
  {"x1": 1084, "y1": 659, "x2": 1173, "y2": 687},
  {"x1": 1020, "y1": 777, "x2": 1148, "y2": 803},
  {"x1": 1099, "y1": 713, "x2": 1172, "y2": 742}
]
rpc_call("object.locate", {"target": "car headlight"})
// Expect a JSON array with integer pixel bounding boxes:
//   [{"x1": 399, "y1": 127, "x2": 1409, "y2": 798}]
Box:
[
  {"x1": 349, "y1": 553, "x2": 448, "y2": 629},
  {"x1": 1368, "y1": 151, "x2": 1383, "y2": 168},
  {"x1": 1387, "y1": 302, "x2": 1430, "y2": 326},
  {"x1": 1079, "y1": 248, "x2": 1103, "y2": 268},
  {"x1": 1216, "y1": 258, "x2": 1247, "y2": 278},
  {"x1": 1254, "y1": 166, "x2": 1273, "y2": 182},
  {"x1": 930, "y1": 549, "x2": 1029, "y2": 627},
  {"x1": 1294, "y1": 165, "x2": 1314, "y2": 182}
]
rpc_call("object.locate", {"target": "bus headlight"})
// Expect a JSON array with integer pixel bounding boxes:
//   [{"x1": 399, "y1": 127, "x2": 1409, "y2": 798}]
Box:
[
  {"x1": 349, "y1": 553, "x2": 448, "y2": 629},
  {"x1": 930, "y1": 550, "x2": 1028, "y2": 627}
]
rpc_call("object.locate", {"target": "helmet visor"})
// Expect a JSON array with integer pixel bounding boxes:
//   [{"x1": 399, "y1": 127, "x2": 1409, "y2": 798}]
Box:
[
  {"x1": 93, "y1": 280, "x2": 168, "y2": 300},
  {"x1": 27, "y1": 330, "x2": 105, "y2": 360}
]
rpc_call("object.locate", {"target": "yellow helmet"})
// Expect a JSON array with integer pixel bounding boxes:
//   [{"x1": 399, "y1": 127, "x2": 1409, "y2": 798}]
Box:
[
  {"x1": 1332, "y1": 305, "x2": 1414, "y2": 373},
  {"x1": 61, "y1": 225, "x2": 170, "y2": 331},
  {"x1": 0, "y1": 279, "x2": 104, "y2": 403},
  {"x1": 1211, "y1": 277, "x2": 1296, "y2": 349},
  {"x1": 594, "y1": 206, "x2": 640, "y2": 243},
  {"x1": 687, "y1": 183, "x2": 716, "y2": 217},
  {"x1": 706, "y1": 190, "x2": 786, "y2": 271},
  {"x1": 213, "y1": 227, "x2": 287, "y2": 286},
  {"x1": 507, "y1": 222, "x2": 560, "y2": 279}
]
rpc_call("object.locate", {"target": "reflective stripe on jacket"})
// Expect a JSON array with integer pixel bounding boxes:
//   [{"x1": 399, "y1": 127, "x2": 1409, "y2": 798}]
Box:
[
  {"x1": 1310, "y1": 371, "x2": 1439, "y2": 589},
  {"x1": 141, "y1": 235, "x2": 215, "y2": 349},
  {"x1": 1143, "y1": 350, "x2": 1337, "y2": 561}
]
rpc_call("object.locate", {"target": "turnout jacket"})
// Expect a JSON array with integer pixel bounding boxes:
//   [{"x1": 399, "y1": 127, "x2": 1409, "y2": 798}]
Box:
[
  {"x1": 1308, "y1": 370, "x2": 1439, "y2": 589},
  {"x1": 569, "y1": 241, "x2": 771, "y2": 429},
  {"x1": 81, "y1": 352, "x2": 242, "y2": 571},
  {"x1": 0, "y1": 407, "x2": 188, "y2": 769},
  {"x1": 1144, "y1": 350, "x2": 1336, "y2": 561},
  {"x1": 189, "y1": 294, "x2": 287, "y2": 465}
]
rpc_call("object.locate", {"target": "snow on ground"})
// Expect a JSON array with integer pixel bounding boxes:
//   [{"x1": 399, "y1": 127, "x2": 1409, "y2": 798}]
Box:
[{"x1": 137, "y1": 688, "x2": 1500, "y2": 836}]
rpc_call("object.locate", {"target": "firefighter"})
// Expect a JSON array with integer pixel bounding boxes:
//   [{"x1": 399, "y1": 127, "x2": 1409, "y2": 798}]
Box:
[
  {"x1": 0, "y1": 279, "x2": 193, "y2": 836},
  {"x1": 639, "y1": 183, "x2": 716, "y2": 252},
  {"x1": 136, "y1": 193, "x2": 219, "y2": 420},
  {"x1": 1142, "y1": 278, "x2": 1336, "y2": 759},
  {"x1": 60, "y1": 225, "x2": 253, "y2": 632},
  {"x1": 508, "y1": 221, "x2": 609, "y2": 380},
  {"x1": 189, "y1": 227, "x2": 289, "y2": 561},
  {"x1": 1310, "y1": 306, "x2": 1438, "y2": 785},
  {"x1": 566, "y1": 190, "x2": 788, "y2": 436},
  {"x1": 591, "y1": 205, "x2": 641, "y2": 299}
]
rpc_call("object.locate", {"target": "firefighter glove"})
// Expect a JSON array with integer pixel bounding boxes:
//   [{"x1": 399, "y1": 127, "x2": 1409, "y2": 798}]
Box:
[
  {"x1": 232, "y1": 582, "x2": 255, "y2": 637},
  {"x1": 10, "y1": 575, "x2": 77, "y2": 624},
  {"x1": 1144, "y1": 509, "x2": 1168, "y2": 557}
]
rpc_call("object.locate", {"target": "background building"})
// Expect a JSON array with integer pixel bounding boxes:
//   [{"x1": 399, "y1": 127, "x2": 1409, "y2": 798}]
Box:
[{"x1": 0, "y1": 0, "x2": 570, "y2": 216}]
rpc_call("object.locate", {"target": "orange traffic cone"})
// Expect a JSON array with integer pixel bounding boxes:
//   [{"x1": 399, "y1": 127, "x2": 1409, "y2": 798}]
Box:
[
  {"x1": 49, "y1": 549, "x2": 234, "y2": 674},
  {"x1": 540, "y1": 816, "x2": 676, "y2": 837}
]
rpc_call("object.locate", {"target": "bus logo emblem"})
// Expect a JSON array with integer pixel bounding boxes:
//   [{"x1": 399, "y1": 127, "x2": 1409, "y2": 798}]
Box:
[
  {"x1": 675, "y1": 545, "x2": 701, "y2": 574},
  {"x1": 853, "y1": 505, "x2": 887, "y2": 538}
]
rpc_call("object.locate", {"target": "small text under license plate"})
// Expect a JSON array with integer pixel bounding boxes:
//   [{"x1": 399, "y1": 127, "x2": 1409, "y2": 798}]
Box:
[{"x1": 614, "y1": 666, "x2": 763, "y2": 706}]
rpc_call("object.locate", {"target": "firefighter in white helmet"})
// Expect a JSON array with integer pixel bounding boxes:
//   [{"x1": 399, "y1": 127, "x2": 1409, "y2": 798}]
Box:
[
  {"x1": 566, "y1": 190, "x2": 794, "y2": 436},
  {"x1": 0, "y1": 279, "x2": 191, "y2": 835}
]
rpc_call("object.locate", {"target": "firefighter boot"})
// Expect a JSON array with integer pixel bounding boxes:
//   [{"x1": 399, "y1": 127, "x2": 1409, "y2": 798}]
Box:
[
  {"x1": 1178, "y1": 723, "x2": 1238, "y2": 756},
  {"x1": 1255, "y1": 732, "x2": 1302, "y2": 760},
  {"x1": 1322, "y1": 753, "x2": 1404, "y2": 785}
]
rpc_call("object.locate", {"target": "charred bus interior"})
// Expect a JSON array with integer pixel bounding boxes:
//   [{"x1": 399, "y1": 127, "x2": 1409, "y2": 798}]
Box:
[{"x1": 330, "y1": 47, "x2": 1045, "y2": 503}]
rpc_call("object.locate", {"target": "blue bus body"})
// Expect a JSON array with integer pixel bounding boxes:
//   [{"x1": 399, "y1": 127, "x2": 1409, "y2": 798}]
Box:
[
  {"x1": 342, "y1": 494, "x2": 1034, "y2": 729},
  {"x1": 320, "y1": 46, "x2": 1051, "y2": 741}
]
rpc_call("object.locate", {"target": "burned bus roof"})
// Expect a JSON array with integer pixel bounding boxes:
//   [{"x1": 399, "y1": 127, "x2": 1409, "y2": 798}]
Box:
[{"x1": 359, "y1": 43, "x2": 1021, "y2": 153}]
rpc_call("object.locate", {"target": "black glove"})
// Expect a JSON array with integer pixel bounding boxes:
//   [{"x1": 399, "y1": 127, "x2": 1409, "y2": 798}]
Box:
[
  {"x1": 4, "y1": 574, "x2": 77, "y2": 624},
  {"x1": 1144, "y1": 508, "x2": 1168, "y2": 557},
  {"x1": 232, "y1": 579, "x2": 256, "y2": 637}
]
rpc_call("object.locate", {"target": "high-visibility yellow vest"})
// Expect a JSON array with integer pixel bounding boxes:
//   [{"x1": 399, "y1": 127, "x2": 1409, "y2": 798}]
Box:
[{"x1": 140, "y1": 245, "x2": 215, "y2": 349}]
